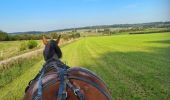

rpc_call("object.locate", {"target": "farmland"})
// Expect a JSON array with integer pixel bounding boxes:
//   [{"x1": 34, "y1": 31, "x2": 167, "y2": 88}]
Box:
[
  {"x1": 0, "y1": 33, "x2": 170, "y2": 100},
  {"x1": 0, "y1": 40, "x2": 42, "y2": 60}
]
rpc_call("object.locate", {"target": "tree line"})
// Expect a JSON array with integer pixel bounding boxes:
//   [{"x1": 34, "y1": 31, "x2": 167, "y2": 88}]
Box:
[{"x1": 0, "y1": 31, "x2": 80, "y2": 41}]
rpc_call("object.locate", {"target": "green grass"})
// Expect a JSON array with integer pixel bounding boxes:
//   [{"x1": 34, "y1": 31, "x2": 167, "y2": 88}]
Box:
[
  {"x1": 0, "y1": 60, "x2": 44, "y2": 100},
  {"x1": 0, "y1": 33, "x2": 170, "y2": 100},
  {"x1": 62, "y1": 32, "x2": 170, "y2": 100}
]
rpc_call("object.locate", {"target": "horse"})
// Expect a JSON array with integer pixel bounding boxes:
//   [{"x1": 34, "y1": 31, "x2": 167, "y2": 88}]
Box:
[{"x1": 23, "y1": 35, "x2": 112, "y2": 100}]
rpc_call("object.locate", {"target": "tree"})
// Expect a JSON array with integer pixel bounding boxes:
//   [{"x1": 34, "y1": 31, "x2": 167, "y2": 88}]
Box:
[{"x1": 0, "y1": 31, "x2": 8, "y2": 41}]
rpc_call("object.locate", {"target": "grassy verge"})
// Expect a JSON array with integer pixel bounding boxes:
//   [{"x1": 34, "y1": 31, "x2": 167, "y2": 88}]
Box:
[
  {"x1": 0, "y1": 60, "x2": 44, "y2": 100},
  {"x1": 0, "y1": 53, "x2": 43, "y2": 89}
]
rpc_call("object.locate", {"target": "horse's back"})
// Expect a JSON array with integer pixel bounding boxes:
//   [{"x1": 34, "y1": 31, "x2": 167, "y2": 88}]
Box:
[{"x1": 24, "y1": 67, "x2": 111, "y2": 100}]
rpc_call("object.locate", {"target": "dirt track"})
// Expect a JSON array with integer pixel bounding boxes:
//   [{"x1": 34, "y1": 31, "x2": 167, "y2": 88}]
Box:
[{"x1": 0, "y1": 48, "x2": 43, "y2": 65}]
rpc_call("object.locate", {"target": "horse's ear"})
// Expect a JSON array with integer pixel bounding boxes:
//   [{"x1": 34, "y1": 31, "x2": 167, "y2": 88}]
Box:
[
  {"x1": 42, "y1": 36, "x2": 48, "y2": 45},
  {"x1": 56, "y1": 35, "x2": 61, "y2": 45}
]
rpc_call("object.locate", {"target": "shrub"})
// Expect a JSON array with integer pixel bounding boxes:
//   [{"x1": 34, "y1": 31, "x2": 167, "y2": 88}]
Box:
[
  {"x1": 27, "y1": 40, "x2": 38, "y2": 49},
  {"x1": 20, "y1": 41, "x2": 27, "y2": 51},
  {"x1": 74, "y1": 33, "x2": 81, "y2": 38}
]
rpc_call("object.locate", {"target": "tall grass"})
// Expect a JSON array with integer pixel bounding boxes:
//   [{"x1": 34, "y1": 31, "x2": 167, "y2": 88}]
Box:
[
  {"x1": 19, "y1": 41, "x2": 27, "y2": 51},
  {"x1": 0, "y1": 53, "x2": 43, "y2": 89}
]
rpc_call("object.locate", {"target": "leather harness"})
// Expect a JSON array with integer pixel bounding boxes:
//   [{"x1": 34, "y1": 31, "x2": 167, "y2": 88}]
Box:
[{"x1": 25, "y1": 58, "x2": 85, "y2": 100}]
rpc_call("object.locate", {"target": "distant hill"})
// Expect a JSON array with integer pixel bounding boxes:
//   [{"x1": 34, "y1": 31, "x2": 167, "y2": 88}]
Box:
[
  {"x1": 9, "y1": 31, "x2": 44, "y2": 35},
  {"x1": 8, "y1": 21, "x2": 170, "y2": 35},
  {"x1": 47, "y1": 22, "x2": 170, "y2": 33}
]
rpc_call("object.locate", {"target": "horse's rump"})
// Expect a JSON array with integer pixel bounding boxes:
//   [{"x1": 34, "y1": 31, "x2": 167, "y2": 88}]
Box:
[{"x1": 24, "y1": 67, "x2": 111, "y2": 100}]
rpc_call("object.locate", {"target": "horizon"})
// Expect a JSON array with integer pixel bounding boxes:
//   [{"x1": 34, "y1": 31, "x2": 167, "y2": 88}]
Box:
[
  {"x1": 0, "y1": 0, "x2": 170, "y2": 33},
  {"x1": 8, "y1": 21, "x2": 170, "y2": 33}
]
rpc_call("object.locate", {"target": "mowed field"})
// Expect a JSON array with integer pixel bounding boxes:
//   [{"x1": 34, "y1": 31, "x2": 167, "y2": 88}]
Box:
[{"x1": 0, "y1": 33, "x2": 170, "y2": 100}]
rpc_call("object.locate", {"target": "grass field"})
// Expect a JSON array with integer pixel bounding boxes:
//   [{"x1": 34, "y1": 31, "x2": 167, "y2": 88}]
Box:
[
  {"x1": 0, "y1": 41, "x2": 21, "y2": 60},
  {"x1": 0, "y1": 40, "x2": 42, "y2": 60},
  {"x1": 0, "y1": 33, "x2": 170, "y2": 100}
]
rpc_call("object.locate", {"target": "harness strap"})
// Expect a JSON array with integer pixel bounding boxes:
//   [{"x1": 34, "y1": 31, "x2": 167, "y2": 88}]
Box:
[
  {"x1": 36, "y1": 68, "x2": 45, "y2": 100},
  {"x1": 57, "y1": 69, "x2": 67, "y2": 100},
  {"x1": 66, "y1": 79, "x2": 85, "y2": 100},
  {"x1": 57, "y1": 68, "x2": 85, "y2": 100},
  {"x1": 69, "y1": 76, "x2": 112, "y2": 100}
]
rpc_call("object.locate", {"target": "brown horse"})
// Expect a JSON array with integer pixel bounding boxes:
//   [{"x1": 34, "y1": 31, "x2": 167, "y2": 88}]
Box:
[{"x1": 23, "y1": 35, "x2": 112, "y2": 100}]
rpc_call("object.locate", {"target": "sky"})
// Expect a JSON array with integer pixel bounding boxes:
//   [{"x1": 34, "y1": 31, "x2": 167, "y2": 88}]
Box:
[{"x1": 0, "y1": 0, "x2": 169, "y2": 33}]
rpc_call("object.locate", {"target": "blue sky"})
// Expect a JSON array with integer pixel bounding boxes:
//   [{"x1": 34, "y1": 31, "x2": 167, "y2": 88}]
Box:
[{"x1": 0, "y1": 0, "x2": 169, "y2": 33}]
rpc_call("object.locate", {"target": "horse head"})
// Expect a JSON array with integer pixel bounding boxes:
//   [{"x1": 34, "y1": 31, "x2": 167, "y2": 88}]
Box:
[{"x1": 42, "y1": 35, "x2": 62, "y2": 61}]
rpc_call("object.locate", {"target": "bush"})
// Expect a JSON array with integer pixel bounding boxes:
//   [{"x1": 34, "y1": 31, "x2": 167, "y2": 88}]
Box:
[
  {"x1": 20, "y1": 41, "x2": 27, "y2": 51},
  {"x1": 74, "y1": 33, "x2": 81, "y2": 38},
  {"x1": 27, "y1": 40, "x2": 38, "y2": 49}
]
